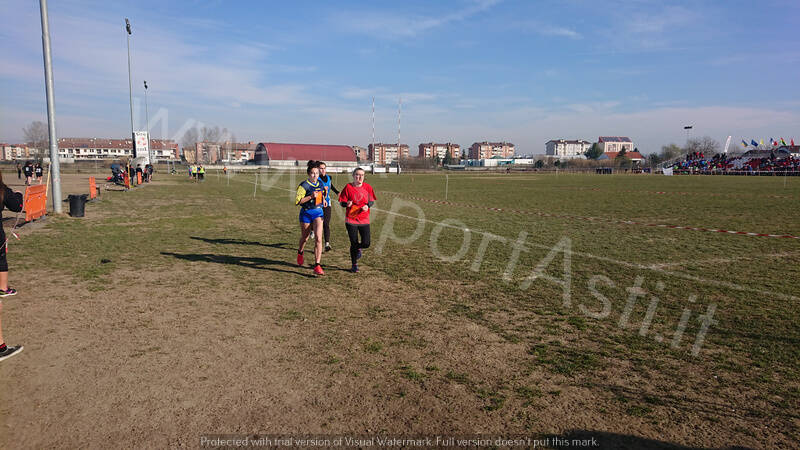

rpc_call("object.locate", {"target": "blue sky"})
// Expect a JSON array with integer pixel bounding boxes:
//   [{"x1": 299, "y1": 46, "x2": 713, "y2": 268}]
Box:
[{"x1": 1, "y1": 0, "x2": 799, "y2": 155}]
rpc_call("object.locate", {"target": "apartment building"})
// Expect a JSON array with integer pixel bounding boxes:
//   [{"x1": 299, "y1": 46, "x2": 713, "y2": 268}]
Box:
[
  {"x1": 545, "y1": 139, "x2": 591, "y2": 158},
  {"x1": 468, "y1": 141, "x2": 515, "y2": 159},
  {"x1": 418, "y1": 142, "x2": 460, "y2": 160},
  {"x1": 368, "y1": 143, "x2": 409, "y2": 165}
]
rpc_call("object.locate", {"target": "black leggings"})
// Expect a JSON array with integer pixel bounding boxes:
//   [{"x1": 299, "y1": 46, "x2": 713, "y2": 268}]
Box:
[
  {"x1": 0, "y1": 240, "x2": 8, "y2": 272},
  {"x1": 345, "y1": 223, "x2": 370, "y2": 264},
  {"x1": 322, "y1": 206, "x2": 332, "y2": 243}
]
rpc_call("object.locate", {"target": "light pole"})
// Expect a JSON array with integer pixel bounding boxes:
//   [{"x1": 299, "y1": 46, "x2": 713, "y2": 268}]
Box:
[
  {"x1": 125, "y1": 18, "x2": 135, "y2": 158},
  {"x1": 684, "y1": 125, "x2": 693, "y2": 145},
  {"x1": 144, "y1": 80, "x2": 152, "y2": 164},
  {"x1": 397, "y1": 97, "x2": 401, "y2": 175},
  {"x1": 39, "y1": 0, "x2": 62, "y2": 213}
]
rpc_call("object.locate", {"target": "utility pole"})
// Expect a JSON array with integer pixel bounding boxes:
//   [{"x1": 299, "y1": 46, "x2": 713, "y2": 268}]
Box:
[
  {"x1": 144, "y1": 80, "x2": 152, "y2": 164},
  {"x1": 397, "y1": 97, "x2": 401, "y2": 175},
  {"x1": 39, "y1": 0, "x2": 62, "y2": 213},
  {"x1": 125, "y1": 18, "x2": 136, "y2": 158}
]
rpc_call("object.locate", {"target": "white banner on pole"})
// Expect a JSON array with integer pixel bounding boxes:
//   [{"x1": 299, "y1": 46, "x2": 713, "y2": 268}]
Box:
[
  {"x1": 723, "y1": 135, "x2": 731, "y2": 154},
  {"x1": 134, "y1": 131, "x2": 151, "y2": 165}
]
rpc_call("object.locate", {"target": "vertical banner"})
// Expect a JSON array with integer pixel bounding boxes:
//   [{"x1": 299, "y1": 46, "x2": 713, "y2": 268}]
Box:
[
  {"x1": 723, "y1": 135, "x2": 731, "y2": 154},
  {"x1": 134, "y1": 131, "x2": 150, "y2": 165}
]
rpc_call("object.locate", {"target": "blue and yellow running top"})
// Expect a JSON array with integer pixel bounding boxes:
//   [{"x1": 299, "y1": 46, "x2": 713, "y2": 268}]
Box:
[{"x1": 295, "y1": 179, "x2": 325, "y2": 210}]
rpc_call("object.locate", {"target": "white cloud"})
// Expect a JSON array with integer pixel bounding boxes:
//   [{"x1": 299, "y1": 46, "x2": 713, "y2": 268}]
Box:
[
  {"x1": 0, "y1": 5, "x2": 316, "y2": 141},
  {"x1": 332, "y1": 0, "x2": 502, "y2": 39},
  {"x1": 537, "y1": 25, "x2": 582, "y2": 40},
  {"x1": 628, "y1": 5, "x2": 698, "y2": 34}
]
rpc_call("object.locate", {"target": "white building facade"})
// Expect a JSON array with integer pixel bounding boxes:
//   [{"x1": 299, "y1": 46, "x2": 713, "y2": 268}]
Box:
[
  {"x1": 597, "y1": 136, "x2": 633, "y2": 153},
  {"x1": 545, "y1": 139, "x2": 591, "y2": 159}
]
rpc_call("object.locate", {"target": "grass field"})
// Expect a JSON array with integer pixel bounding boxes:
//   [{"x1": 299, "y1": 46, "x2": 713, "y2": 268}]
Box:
[{"x1": 1, "y1": 169, "x2": 798, "y2": 448}]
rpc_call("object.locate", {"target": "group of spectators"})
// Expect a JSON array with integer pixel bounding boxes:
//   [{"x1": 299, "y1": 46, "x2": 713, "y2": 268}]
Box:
[
  {"x1": 16, "y1": 162, "x2": 44, "y2": 186},
  {"x1": 136, "y1": 164, "x2": 154, "y2": 183},
  {"x1": 669, "y1": 151, "x2": 800, "y2": 174}
]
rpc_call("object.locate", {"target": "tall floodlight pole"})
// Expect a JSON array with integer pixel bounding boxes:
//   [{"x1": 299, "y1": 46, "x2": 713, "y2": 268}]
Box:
[
  {"x1": 371, "y1": 96, "x2": 375, "y2": 165},
  {"x1": 684, "y1": 125, "x2": 693, "y2": 145},
  {"x1": 39, "y1": 0, "x2": 62, "y2": 213},
  {"x1": 144, "y1": 80, "x2": 152, "y2": 163},
  {"x1": 126, "y1": 18, "x2": 136, "y2": 158},
  {"x1": 397, "y1": 97, "x2": 401, "y2": 175}
]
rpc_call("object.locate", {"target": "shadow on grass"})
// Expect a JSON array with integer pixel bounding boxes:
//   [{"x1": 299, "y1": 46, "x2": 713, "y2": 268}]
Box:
[
  {"x1": 579, "y1": 381, "x2": 798, "y2": 421},
  {"x1": 190, "y1": 236, "x2": 294, "y2": 250},
  {"x1": 548, "y1": 430, "x2": 727, "y2": 449},
  {"x1": 161, "y1": 252, "x2": 315, "y2": 278}
]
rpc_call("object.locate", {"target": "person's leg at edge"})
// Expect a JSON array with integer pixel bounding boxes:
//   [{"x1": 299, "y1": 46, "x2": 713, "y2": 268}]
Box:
[
  {"x1": 322, "y1": 206, "x2": 332, "y2": 250},
  {"x1": 0, "y1": 271, "x2": 9, "y2": 355},
  {"x1": 0, "y1": 300, "x2": 4, "y2": 348},
  {"x1": 298, "y1": 222, "x2": 311, "y2": 255},
  {"x1": 346, "y1": 223, "x2": 360, "y2": 265},
  {"x1": 359, "y1": 224, "x2": 371, "y2": 254},
  {"x1": 313, "y1": 218, "x2": 323, "y2": 265}
]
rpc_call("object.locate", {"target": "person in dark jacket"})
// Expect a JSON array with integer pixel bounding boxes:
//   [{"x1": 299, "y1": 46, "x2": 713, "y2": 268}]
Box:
[
  {"x1": 34, "y1": 163, "x2": 43, "y2": 184},
  {"x1": 317, "y1": 162, "x2": 339, "y2": 252},
  {"x1": 0, "y1": 170, "x2": 24, "y2": 362},
  {"x1": 23, "y1": 162, "x2": 33, "y2": 186}
]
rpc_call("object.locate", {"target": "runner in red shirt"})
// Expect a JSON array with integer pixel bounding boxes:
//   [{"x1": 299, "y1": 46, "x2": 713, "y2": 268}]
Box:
[{"x1": 338, "y1": 167, "x2": 376, "y2": 273}]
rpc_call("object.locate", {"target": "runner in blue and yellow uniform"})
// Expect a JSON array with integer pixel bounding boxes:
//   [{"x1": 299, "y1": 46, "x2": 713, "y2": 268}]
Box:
[
  {"x1": 317, "y1": 162, "x2": 339, "y2": 252},
  {"x1": 295, "y1": 160, "x2": 327, "y2": 275}
]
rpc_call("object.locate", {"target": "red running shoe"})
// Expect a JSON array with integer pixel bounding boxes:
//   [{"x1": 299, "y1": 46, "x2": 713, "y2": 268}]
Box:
[
  {"x1": 313, "y1": 264, "x2": 324, "y2": 276},
  {"x1": 296, "y1": 252, "x2": 304, "y2": 266}
]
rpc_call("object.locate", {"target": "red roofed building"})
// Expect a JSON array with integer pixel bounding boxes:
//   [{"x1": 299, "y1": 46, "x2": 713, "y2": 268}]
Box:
[
  {"x1": 254, "y1": 142, "x2": 356, "y2": 166},
  {"x1": 598, "y1": 150, "x2": 644, "y2": 162}
]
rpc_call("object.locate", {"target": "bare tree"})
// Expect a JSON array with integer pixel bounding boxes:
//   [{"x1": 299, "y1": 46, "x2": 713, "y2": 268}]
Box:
[
  {"x1": 198, "y1": 126, "x2": 222, "y2": 163},
  {"x1": 685, "y1": 136, "x2": 720, "y2": 156},
  {"x1": 181, "y1": 128, "x2": 199, "y2": 163},
  {"x1": 219, "y1": 128, "x2": 236, "y2": 162},
  {"x1": 201, "y1": 126, "x2": 221, "y2": 143},
  {"x1": 23, "y1": 121, "x2": 49, "y2": 160}
]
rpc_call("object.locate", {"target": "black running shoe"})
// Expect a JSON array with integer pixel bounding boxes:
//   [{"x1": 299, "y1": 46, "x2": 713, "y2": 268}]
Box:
[
  {"x1": 0, "y1": 345, "x2": 23, "y2": 362},
  {"x1": 0, "y1": 287, "x2": 17, "y2": 297}
]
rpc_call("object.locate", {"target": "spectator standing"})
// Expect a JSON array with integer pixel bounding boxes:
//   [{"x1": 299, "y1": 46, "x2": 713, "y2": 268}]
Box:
[{"x1": 0, "y1": 169, "x2": 24, "y2": 362}]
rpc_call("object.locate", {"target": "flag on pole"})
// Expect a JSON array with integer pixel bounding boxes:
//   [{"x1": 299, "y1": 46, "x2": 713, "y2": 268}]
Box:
[
  {"x1": 760, "y1": 139, "x2": 764, "y2": 146},
  {"x1": 741, "y1": 139, "x2": 748, "y2": 147},
  {"x1": 792, "y1": 139, "x2": 795, "y2": 146},
  {"x1": 770, "y1": 138, "x2": 774, "y2": 145},
  {"x1": 780, "y1": 138, "x2": 786, "y2": 146},
  {"x1": 751, "y1": 139, "x2": 759, "y2": 147}
]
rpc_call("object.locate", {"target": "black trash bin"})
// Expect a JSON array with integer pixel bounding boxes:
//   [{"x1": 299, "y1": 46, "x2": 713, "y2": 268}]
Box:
[{"x1": 68, "y1": 194, "x2": 89, "y2": 217}]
